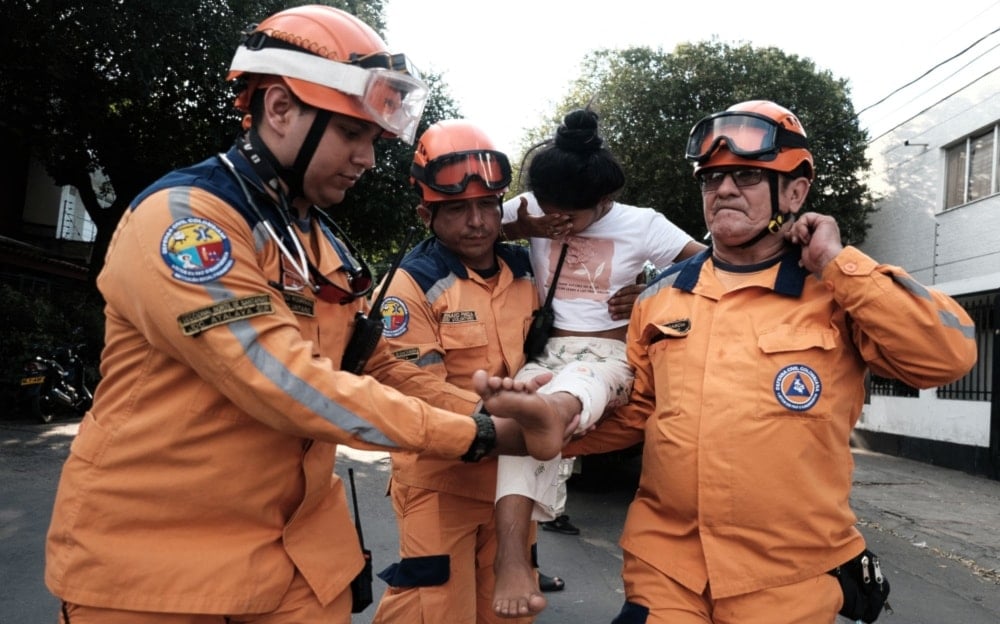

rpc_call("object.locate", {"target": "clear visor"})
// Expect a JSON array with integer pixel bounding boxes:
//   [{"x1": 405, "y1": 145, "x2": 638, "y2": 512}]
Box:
[
  {"x1": 361, "y1": 70, "x2": 428, "y2": 145},
  {"x1": 413, "y1": 150, "x2": 512, "y2": 194},
  {"x1": 229, "y1": 45, "x2": 429, "y2": 143},
  {"x1": 686, "y1": 112, "x2": 781, "y2": 164}
]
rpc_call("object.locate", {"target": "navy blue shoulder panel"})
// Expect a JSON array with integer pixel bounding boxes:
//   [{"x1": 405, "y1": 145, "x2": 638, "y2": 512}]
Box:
[
  {"x1": 648, "y1": 248, "x2": 711, "y2": 292},
  {"x1": 399, "y1": 238, "x2": 455, "y2": 294},
  {"x1": 400, "y1": 238, "x2": 532, "y2": 295},
  {"x1": 128, "y1": 146, "x2": 261, "y2": 229},
  {"x1": 646, "y1": 246, "x2": 808, "y2": 297},
  {"x1": 496, "y1": 242, "x2": 532, "y2": 278}
]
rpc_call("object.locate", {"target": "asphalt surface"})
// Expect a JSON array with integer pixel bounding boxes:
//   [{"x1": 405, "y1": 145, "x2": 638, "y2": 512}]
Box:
[{"x1": 2, "y1": 416, "x2": 999, "y2": 623}]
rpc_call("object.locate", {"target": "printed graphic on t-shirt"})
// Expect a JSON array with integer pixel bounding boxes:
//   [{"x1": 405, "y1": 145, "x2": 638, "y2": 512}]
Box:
[{"x1": 551, "y1": 237, "x2": 614, "y2": 301}]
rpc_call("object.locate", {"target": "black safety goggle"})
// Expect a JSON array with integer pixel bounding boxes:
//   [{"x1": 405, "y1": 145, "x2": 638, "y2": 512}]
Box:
[
  {"x1": 685, "y1": 111, "x2": 808, "y2": 164},
  {"x1": 411, "y1": 149, "x2": 512, "y2": 195},
  {"x1": 349, "y1": 51, "x2": 422, "y2": 81}
]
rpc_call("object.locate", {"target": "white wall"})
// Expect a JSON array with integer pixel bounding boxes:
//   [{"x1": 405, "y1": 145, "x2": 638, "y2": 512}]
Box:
[
  {"x1": 862, "y1": 73, "x2": 1000, "y2": 286},
  {"x1": 857, "y1": 75, "x2": 999, "y2": 448},
  {"x1": 860, "y1": 394, "x2": 990, "y2": 448}
]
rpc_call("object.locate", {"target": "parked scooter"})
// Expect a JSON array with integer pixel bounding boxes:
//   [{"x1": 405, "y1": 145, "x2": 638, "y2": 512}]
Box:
[{"x1": 19, "y1": 342, "x2": 93, "y2": 423}]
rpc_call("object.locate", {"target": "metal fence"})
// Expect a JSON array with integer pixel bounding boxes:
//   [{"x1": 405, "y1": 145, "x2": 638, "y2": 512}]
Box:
[
  {"x1": 869, "y1": 291, "x2": 994, "y2": 401},
  {"x1": 937, "y1": 292, "x2": 994, "y2": 401}
]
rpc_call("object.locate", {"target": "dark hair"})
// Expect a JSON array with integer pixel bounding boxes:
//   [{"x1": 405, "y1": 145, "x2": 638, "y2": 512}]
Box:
[{"x1": 526, "y1": 109, "x2": 626, "y2": 211}]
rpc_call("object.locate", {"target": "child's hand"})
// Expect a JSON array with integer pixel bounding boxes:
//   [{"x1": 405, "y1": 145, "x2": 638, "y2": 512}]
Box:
[{"x1": 517, "y1": 197, "x2": 572, "y2": 239}]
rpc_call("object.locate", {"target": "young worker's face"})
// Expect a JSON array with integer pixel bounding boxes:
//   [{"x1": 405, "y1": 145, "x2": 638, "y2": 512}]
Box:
[
  {"x1": 418, "y1": 197, "x2": 502, "y2": 270},
  {"x1": 300, "y1": 111, "x2": 381, "y2": 208}
]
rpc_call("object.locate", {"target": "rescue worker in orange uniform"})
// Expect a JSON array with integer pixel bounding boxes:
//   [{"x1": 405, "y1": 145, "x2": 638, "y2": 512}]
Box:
[
  {"x1": 482, "y1": 100, "x2": 978, "y2": 623},
  {"x1": 44, "y1": 7, "x2": 563, "y2": 624},
  {"x1": 371, "y1": 120, "x2": 551, "y2": 624}
]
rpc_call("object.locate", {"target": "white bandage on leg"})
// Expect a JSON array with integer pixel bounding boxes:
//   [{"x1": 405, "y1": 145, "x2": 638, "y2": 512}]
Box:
[{"x1": 496, "y1": 454, "x2": 565, "y2": 521}]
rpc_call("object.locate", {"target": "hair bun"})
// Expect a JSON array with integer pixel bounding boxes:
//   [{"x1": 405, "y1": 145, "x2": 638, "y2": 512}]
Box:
[{"x1": 554, "y1": 109, "x2": 603, "y2": 153}]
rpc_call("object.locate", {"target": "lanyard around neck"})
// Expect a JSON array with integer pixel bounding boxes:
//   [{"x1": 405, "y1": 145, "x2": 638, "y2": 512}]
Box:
[{"x1": 217, "y1": 151, "x2": 313, "y2": 292}]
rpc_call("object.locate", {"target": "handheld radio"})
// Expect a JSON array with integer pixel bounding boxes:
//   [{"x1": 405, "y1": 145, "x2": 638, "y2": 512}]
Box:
[{"x1": 341, "y1": 227, "x2": 416, "y2": 374}]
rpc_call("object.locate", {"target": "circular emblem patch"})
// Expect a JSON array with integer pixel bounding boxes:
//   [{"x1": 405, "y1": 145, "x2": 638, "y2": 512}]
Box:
[
  {"x1": 161, "y1": 217, "x2": 234, "y2": 283},
  {"x1": 773, "y1": 364, "x2": 821, "y2": 411},
  {"x1": 380, "y1": 296, "x2": 409, "y2": 338}
]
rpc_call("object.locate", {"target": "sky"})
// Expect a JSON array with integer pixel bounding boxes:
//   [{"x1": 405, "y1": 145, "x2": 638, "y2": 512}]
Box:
[{"x1": 384, "y1": 0, "x2": 1000, "y2": 157}]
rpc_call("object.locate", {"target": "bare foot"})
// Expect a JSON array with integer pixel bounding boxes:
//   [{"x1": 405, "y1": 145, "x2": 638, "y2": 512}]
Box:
[
  {"x1": 473, "y1": 370, "x2": 567, "y2": 461},
  {"x1": 493, "y1": 552, "x2": 547, "y2": 618}
]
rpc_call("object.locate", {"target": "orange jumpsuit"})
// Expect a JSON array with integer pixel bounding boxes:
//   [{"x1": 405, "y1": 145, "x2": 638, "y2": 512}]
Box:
[
  {"x1": 371, "y1": 237, "x2": 538, "y2": 624},
  {"x1": 568, "y1": 246, "x2": 977, "y2": 620},
  {"x1": 45, "y1": 147, "x2": 482, "y2": 617}
]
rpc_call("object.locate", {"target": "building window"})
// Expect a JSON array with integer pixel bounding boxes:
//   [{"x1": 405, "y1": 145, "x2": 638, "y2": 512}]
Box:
[
  {"x1": 944, "y1": 125, "x2": 1000, "y2": 209},
  {"x1": 936, "y1": 292, "x2": 994, "y2": 401}
]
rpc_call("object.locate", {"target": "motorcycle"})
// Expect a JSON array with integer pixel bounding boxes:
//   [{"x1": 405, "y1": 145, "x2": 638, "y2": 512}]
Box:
[{"x1": 19, "y1": 342, "x2": 93, "y2": 423}]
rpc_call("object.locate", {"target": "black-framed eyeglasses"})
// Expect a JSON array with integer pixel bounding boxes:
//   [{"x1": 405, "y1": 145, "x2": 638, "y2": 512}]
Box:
[
  {"x1": 269, "y1": 254, "x2": 373, "y2": 305},
  {"x1": 308, "y1": 262, "x2": 373, "y2": 305},
  {"x1": 697, "y1": 168, "x2": 766, "y2": 192}
]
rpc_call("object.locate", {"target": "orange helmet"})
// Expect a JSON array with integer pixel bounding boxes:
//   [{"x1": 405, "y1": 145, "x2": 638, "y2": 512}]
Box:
[
  {"x1": 228, "y1": 5, "x2": 427, "y2": 143},
  {"x1": 686, "y1": 100, "x2": 814, "y2": 179},
  {"x1": 410, "y1": 120, "x2": 512, "y2": 203}
]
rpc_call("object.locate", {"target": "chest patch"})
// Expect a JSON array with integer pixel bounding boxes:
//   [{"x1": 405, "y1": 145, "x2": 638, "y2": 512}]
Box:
[
  {"x1": 773, "y1": 364, "x2": 821, "y2": 411},
  {"x1": 380, "y1": 296, "x2": 409, "y2": 338},
  {"x1": 282, "y1": 291, "x2": 315, "y2": 317},
  {"x1": 441, "y1": 311, "x2": 477, "y2": 323},
  {"x1": 161, "y1": 217, "x2": 234, "y2": 283}
]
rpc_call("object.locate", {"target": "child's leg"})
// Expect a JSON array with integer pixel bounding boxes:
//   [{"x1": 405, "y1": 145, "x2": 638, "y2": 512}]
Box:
[
  {"x1": 493, "y1": 491, "x2": 545, "y2": 618},
  {"x1": 490, "y1": 361, "x2": 574, "y2": 618}
]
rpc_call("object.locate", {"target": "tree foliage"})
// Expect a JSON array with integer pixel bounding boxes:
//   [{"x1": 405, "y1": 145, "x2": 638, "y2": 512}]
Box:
[
  {"x1": 530, "y1": 40, "x2": 875, "y2": 245},
  {"x1": 335, "y1": 72, "x2": 461, "y2": 270},
  {"x1": 0, "y1": 0, "x2": 457, "y2": 282}
]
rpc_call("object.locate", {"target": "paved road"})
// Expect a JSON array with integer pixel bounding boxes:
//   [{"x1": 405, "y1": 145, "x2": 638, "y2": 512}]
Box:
[{"x1": 2, "y1": 416, "x2": 998, "y2": 623}]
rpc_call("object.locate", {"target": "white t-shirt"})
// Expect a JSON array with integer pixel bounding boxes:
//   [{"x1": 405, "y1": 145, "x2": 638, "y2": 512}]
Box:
[{"x1": 502, "y1": 192, "x2": 694, "y2": 332}]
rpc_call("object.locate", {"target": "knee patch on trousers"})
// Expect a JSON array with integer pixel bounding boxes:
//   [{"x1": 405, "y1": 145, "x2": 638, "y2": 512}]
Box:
[
  {"x1": 377, "y1": 554, "x2": 450, "y2": 588},
  {"x1": 611, "y1": 601, "x2": 649, "y2": 623}
]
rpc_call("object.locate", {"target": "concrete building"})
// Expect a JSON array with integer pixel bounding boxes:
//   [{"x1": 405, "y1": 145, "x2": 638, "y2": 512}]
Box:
[{"x1": 856, "y1": 68, "x2": 1000, "y2": 478}]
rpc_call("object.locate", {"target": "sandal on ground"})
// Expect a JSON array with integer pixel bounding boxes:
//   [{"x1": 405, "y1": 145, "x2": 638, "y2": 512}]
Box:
[
  {"x1": 539, "y1": 572, "x2": 565, "y2": 592},
  {"x1": 540, "y1": 514, "x2": 580, "y2": 535}
]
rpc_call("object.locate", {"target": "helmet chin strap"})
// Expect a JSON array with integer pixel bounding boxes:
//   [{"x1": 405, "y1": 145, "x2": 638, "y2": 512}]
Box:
[
  {"x1": 738, "y1": 170, "x2": 787, "y2": 249},
  {"x1": 241, "y1": 109, "x2": 333, "y2": 203}
]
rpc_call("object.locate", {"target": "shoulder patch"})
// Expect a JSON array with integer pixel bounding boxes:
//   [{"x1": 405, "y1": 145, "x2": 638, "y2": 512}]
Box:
[
  {"x1": 178, "y1": 293, "x2": 273, "y2": 336},
  {"x1": 381, "y1": 296, "x2": 409, "y2": 338},
  {"x1": 161, "y1": 217, "x2": 234, "y2": 283}
]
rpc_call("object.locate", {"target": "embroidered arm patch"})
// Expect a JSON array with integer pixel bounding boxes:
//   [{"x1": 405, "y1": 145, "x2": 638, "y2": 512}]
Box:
[{"x1": 178, "y1": 293, "x2": 274, "y2": 336}]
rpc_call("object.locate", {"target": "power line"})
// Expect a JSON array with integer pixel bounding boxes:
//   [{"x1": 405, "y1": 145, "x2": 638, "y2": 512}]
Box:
[
  {"x1": 855, "y1": 26, "x2": 1000, "y2": 119},
  {"x1": 866, "y1": 64, "x2": 1000, "y2": 145},
  {"x1": 817, "y1": 21, "x2": 1000, "y2": 140}
]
